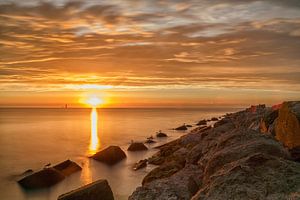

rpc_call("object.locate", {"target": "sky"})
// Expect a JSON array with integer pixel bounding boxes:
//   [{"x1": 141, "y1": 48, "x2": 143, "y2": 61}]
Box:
[{"x1": 0, "y1": 0, "x2": 300, "y2": 107}]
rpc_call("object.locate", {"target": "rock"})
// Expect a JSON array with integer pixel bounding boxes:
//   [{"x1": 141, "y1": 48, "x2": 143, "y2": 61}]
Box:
[
  {"x1": 260, "y1": 109, "x2": 278, "y2": 134},
  {"x1": 275, "y1": 101, "x2": 300, "y2": 149},
  {"x1": 142, "y1": 160, "x2": 186, "y2": 185},
  {"x1": 156, "y1": 132, "x2": 167, "y2": 137},
  {"x1": 21, "y1": 169, "x2": 33, "y2": 176},
  {"x1": 214, "y1": 118, "x2": 230, "y2": 128},
  {"x1": 210, "y1": 117, "x2": 218, "y2": 121},
  {"x1": 57, "y1": 179, "x2": 114, "y2": 200},
  {"x1": 92, "y1": 146, "x2": 126, "y2": 165},
  {"x1": 53, "y1": 159, "x2": 82, "y2": 176},
  {"x1": 145, "y1": 139, "x2": 156, "y2": 144},
  {"x1": 186, "y1": 124, "x2": 193, "y2": 127},
  {"x1": 129, "y1": 165, "x2": 202, "y2": 200},
  {"x1": 290, "y1": 147, "x2": 300, "y2": 162},
  {"x1": 192, "y1": 154, "x2": 300, "y2": 200},
  {"x1": 18, "y1": 160, "x2": 82, "y2": 189},
  {"x1": 133, "y1": 159, "x2": 147, "y2": 170},
  {"x1": 130, "y1": 104, "x2": 300, "y2": 200},
  {"x1": 175, "y1": 125, "x2": 188, "y2": 130},
  {"x1": 128, "y1": 142, "x2": 148, "y2": 151},
  {"x1": 44, "y1": 163, "x2": 51, "y2": 168},
  {"x1": 196, "y1": 120, "x2": 207, "y2": 126},
  {"x1": 18, "y1": 168, "x2": 65, "y2": 189}
]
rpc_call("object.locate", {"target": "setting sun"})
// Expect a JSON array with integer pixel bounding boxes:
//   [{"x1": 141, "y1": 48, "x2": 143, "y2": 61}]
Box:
[{"x1": 85, "y1": 97, "x2": 103, "y2": 107}]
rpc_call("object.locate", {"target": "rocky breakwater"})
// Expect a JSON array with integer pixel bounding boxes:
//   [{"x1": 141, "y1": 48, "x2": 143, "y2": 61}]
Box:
[{"x1": 129, "y1": 101, "x2": 300, "y2": 200}]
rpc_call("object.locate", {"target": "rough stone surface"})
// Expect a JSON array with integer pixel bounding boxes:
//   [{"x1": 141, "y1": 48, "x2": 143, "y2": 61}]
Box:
[
  {"x1": 128, "y1": 142, "x2": 148, "y2": 151},
  {"x1": 130, "y1": 103, "x2": 300, "y2": 200},
  {"x1": 57, "y1": 179, "x2": 114, "y2": 200},
  {"x1": 92, "y1": 146, "x2": 126, "y2": 165},
  {"x1": 275, "y1": 101, "x2": 300, "y2": 149}
]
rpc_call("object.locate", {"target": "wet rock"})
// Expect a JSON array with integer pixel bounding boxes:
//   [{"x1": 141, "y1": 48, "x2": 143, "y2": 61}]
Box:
[
  {"x1": 21, "y1": 169, "x2": 33, "y2": 176},
  {"x1": 44, "y1": 163, "x2": 51, "y2": 168},
  {"x1": 18, "y1": 168, "x2": 65, "y2": 189},
  {"x1": 57, "y1": 179, "x2": 114, "y2": 200},
  {"x1": 275, "y1": 101, "x2": 300, "y2": 149},
  {"x1": 53, "y1": 159, "x2": 82, "y2": 176},
  {"x1": 210, "y1": 117, "x2": 218, "y2": 121},
  {"x1": 92, "y1": 146, "x2": 126, "y2": 165},
  {"x1": 18, "y1": 160, "x2": 82, "y2": 189},
  {"x1": 128, "y1": 142, "x2": 148, "y2": 151},
  {"x1": 175, "y1": 125, "x2": 188, "y2": 130},
  {"x1": 196, "y1": 120, "x2": 207, "y2": 126},
  {"x1": 133, "y1": 159, "x2": 147, "y2": 170},
  {"x1": 145, "y1": 139, "x2": 156, "y2": 144},
  {"x1": 156, "y1": 132, "x2": 167, "y2": 137}
]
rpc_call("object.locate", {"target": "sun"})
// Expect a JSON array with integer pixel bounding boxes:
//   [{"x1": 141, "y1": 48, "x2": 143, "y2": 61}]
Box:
[{"x1": 85, "y1": 97, "x2": 103, "y2": 107}]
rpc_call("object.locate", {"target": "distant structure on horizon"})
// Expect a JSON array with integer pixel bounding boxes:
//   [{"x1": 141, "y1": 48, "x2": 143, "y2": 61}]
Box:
[{"x1": 65, "y1": 104, "x2": 68, "y2": 109}]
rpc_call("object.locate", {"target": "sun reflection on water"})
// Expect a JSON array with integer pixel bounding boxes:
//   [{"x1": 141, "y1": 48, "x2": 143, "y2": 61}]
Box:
[{"x1": 88, "y1": 107, "x2": 100, "y2": 155}]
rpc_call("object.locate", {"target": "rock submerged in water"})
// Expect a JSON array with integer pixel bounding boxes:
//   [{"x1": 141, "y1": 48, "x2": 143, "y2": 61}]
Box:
[
  {"x1": 18, "y1": 160, "x2": 81, "y2": 189},
  {"x1": 133, "y1": 159, "x2": 147, "y2": 170},
  {"x1": 145, "y1": 139, "x2": 156, "y2": 144},
  {"x1": 156, "y1": 132, "x2": 167, "y2": 137},
  {"x1": 196, "y1": 120, "x2": 207, "y2": 126},
  {"x1": 129, "y1": 102, "x2": 300, "y2": 200},
  {"x1": 53, "y1": 159, "x2": 82, "y2": 176},
  {"x1": 210, "y1": 117, "x2": 218, "y2": 121},
  {"x1": 57, "y1": 179, "x2": 114, "y2": 200},
  {"x1": 175, "y1": 125, "x2": 188, "y2": 130},
  {"x1": 18, "y1": 168, "x2": 65, "y2": 189},
  {"x1": 128, "y1": 142, "x2": 148, "y2": 151},
  {"x1": 92, "y1": 146, "x2": 126, "y2": 165}
]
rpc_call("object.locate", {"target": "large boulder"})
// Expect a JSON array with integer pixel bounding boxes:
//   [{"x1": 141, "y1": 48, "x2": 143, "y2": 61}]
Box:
[
  {"x1": 275, "y1": 101, "x2": 300, "y2": 149},
  {"x1": 58, "y1": 179, "x2": 114, "y2": 200},
  {"x1": 18, "y1": 160, "x2": 81, "y2": 189},
  {"x1": 128, "y1": 142, "x2": 148, "y2": 151},
  {"x1": 53, "y1": 159, "x2": 82, "y2": 176},
  {"x1": 92, "y1": 146, "x2": 126, "y2": 165},
  {"x1": 18, "y1": 168, "x2": 65, "y2": 189}
]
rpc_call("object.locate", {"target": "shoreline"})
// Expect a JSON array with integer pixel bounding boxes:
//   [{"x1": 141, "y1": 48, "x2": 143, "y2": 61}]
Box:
[{"x1": 129, "y1": 101, "x2": 300, "y2": 200}]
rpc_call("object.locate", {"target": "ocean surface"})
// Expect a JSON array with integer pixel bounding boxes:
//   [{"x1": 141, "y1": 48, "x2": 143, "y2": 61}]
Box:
[{"x1": 0, "y1": 107, "x2": 240, "y2": 200}]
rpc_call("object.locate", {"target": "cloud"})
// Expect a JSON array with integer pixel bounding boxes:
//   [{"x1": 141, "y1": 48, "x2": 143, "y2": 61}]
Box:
[{"x1": 0, "y1": 0, "x2": 300, "y2": 104}]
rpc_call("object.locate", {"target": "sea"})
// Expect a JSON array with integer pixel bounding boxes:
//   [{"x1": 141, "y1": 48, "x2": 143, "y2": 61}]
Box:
[{"x1": 0, "y1": 107, "x2": 240, "y2": 200}]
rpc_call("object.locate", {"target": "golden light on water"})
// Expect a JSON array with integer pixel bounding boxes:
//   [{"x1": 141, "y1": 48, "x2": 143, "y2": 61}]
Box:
[{"x1": 88, "y1": 108, "x2": 100, "y2": 155}]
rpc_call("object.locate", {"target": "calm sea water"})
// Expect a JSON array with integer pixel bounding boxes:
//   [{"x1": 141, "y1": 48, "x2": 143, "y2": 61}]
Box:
[{"x1": 0, "y1": 107, "x2": 239, "y2": 200}]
